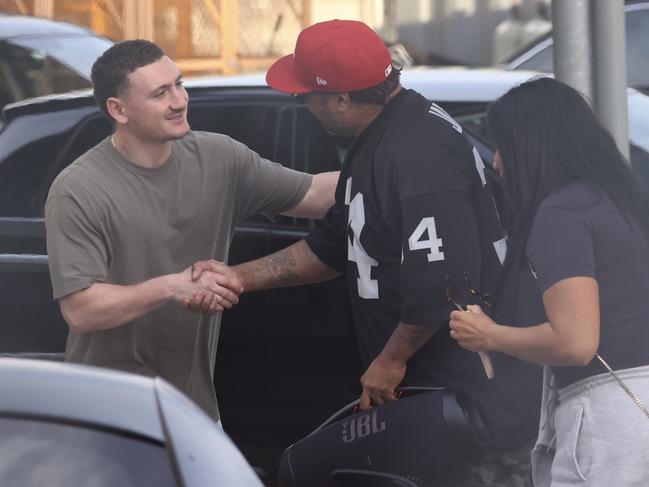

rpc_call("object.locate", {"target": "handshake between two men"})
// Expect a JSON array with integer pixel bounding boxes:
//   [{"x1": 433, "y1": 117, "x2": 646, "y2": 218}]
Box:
[
  {"x1": 178, "y1": 239, "x2": 339, "y2": 315},
  {"x1": 180, "y1": 260, "x2": 245, "y2": 314}
]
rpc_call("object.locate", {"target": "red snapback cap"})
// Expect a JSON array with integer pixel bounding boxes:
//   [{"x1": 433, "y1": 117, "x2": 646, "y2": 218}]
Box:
[{"x1": 266, "y1": 19, "x2": 393, "y2": 94}]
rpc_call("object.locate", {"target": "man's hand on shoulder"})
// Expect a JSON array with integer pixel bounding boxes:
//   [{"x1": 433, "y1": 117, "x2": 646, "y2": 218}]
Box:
[{"x1": 180, "y1": 260, "x2": 244, "y2": 314}]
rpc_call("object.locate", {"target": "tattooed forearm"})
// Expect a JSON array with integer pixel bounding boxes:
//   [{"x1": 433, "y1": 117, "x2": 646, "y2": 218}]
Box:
[
  {"x1": 234, "y1": 239, "x2": 339, "y2": 292},
  {"x1": 267, "y1": 247, "x2": 299, "y2": 285},
  {"x1": 381, "y1": 322, "x2": 443, "y2": 363}
]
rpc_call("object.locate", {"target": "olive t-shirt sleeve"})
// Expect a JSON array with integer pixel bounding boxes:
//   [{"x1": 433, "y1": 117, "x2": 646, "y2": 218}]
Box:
[
  {"x1": 45, "y1": 193, "x2": 109, "y2": 300},
  {"x1": 526, "y1": 205, "x2": 596, "y2": 293},
  {"x1": 227, "y1": 137, "x2": 313, "y2": 221}
]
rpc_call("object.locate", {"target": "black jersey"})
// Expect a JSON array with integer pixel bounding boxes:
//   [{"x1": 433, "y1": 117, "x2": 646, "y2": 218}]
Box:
[{"x1": 306, "y1": 89, "x2": 505, "y2": 392}]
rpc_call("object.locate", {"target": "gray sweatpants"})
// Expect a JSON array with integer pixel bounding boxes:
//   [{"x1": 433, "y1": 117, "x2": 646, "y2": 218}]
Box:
[{"x1": 532, "y1": 364, "x2": 649, "y2": 487}]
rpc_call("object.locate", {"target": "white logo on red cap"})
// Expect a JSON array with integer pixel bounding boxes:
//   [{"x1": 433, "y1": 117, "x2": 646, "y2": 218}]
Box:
[{"x1": 316, "y1": 76, "x2": 328, "y2": 86}]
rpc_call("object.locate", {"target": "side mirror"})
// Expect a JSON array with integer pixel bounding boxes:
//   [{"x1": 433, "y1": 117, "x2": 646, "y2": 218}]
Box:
[{"x1": 331, "y1": 469, "x2": 420, "y2": 487}]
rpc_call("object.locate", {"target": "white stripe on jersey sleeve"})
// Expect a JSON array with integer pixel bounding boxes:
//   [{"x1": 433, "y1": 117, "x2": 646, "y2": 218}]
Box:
[
  {"x1": 428, "y1": 103, "x2": 463, "y2": 133},
  {"x1": 493, "y1": 238, "x2": 507, "y2": 265}
]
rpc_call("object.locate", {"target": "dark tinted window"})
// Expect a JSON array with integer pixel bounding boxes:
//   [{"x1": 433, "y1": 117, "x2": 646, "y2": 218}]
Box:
[
  {"x1": 292, "y1": 107, "x2": 343, "y2": 173},
  {"x1": 272, "y1": 106, "x2": 343, "y2": 228},
  {"x1": 51, "y1": 114, "x2": 113, "y2": 182},
  {"x1": 0, "y1": 112, "x2": 111, "y2": 218},
  {"x1": 11, "y1": 34, "x2": 112, "y2": 79},
  {"x1": 189, "y1": 102, "x2": 291, "y2": 226},
  {"x1": 189, "y1": 101, "x2": 342, "y2": 228},
  {"x1": 188, "y1": 101, "x2": 343, "y2": 173},
  {"x1": 0, "y1": 417, "x2": 177, "y2": 487},
  {"x1": 187, "y1": 103, "x2": 277, "y2": 160},
  {"x1": 0, "y1": 134, "x2": 64, "y2": 218}
]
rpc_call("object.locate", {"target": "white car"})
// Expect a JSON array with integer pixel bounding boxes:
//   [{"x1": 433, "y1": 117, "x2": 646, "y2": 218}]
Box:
[
  {"x1": 502, "y1": 0, "x2": 649, "y2": 93},
  {"x1": 0, "y1": 14, "x2": 113, "y2": 108},
  {"x1": 0, "y1": 358, "x2": 263, "y2": 487}
]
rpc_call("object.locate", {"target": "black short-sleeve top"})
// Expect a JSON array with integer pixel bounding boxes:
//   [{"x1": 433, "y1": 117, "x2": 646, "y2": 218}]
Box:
[{"x1": 526, "y1": 181, "x2": 649, "y2": 387}]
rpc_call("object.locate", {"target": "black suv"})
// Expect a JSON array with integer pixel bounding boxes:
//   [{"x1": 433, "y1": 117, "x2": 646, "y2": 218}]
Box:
[{"x1": 0, "y1": 70, "x2": 503, "y2": 480}]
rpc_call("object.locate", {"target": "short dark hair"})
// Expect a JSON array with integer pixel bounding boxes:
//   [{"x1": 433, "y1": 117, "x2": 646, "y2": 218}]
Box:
[
  {"x1": 91, "y1": 39, "x2": 165, "y2": 119},
  {"x1": 348, "y1": 66, "x2": 402, "y2": 106}
]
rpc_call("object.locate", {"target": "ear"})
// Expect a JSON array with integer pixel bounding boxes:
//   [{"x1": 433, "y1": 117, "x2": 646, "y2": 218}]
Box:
[
  {"x1": 106, "y1": 97, "x2": 128, "y2": 124},
  {"x1": 329, "y1": 92, "x2": 351, "y2": 113}
]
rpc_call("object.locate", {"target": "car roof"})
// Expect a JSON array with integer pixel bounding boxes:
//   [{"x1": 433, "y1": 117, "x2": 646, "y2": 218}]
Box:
[
  {"x1": 0, "y1": 14, "x2": 95, "y2": 38},
  {"x1": 400, "y1": 66, "x2": 542, "y2": 101},
  {"x1": 0, "y1": 358, "x2": 165, "y2": 441},
  {"x1": 0, "y1": 66, "x2": 544, "y2": 123}
]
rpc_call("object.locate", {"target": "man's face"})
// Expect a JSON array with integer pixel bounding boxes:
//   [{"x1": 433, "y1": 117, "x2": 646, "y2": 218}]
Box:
[
  {"x1": 119, "y1": 56, "x2": 189, "y2": 142},
  {"x1": 300, "y1": 92, "x2": 356, "y2": 138}
]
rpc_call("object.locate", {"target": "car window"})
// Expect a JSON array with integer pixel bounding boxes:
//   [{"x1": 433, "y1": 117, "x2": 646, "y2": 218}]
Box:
[
  {"x1": 289, "y1": 106, "x2": 344, "y2": 173},
  {"x1": 0, "y1": 34, "x2": 111, "y2": 106},
  {"x1": 187, "y1": 103, "x2": 277, "y2": 160},
  {"x1": 188, "y1": 102, "x2": 293, "y2": 226},
  {"x1": 0, "y1": 111, "x2": 111, "y2": 218},
  {"x1": 515, "y1": 7, "x2": 649, "y2": 89},
  {"x1": 12, "y1": 34, "x2": 112, "y2": 79},
  {"x1": 188, "y1": 101, "x2": 343, "y2": 228},
  {"x1": 1, "y1": 98, "x2": 341, "y2": 224},
  {"x1": 0, "y1": 417, "x2": 177, "y2": 487},
  {"x1": 0, "y1": 134, "x2": 66, "y2": 218},
  {"x1": 188, "y1": 101, "x2": 343, "y2": 174}
]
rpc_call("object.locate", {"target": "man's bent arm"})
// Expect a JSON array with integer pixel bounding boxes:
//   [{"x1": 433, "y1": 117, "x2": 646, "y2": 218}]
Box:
[
  {"x1": 282, "y1": 171, "x2": 339, "y2": 219},
  {"x1": 359, "y1": 322, "x2": 443, "y2": 409},
  {"x1": 190, "y1": 240, "x2": 340, "y2": 302},
  {"x1": 234, "y1": 239, "x2": 339, "y2": 291},
  {"x1": 60, "y1": 267, "x2": 240, "y2": 333}
]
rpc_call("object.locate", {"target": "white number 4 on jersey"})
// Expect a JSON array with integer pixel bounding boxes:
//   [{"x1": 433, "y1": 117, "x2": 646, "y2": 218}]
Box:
[
  {"x1": 348, "y1": 192, "x2": 379, "y2": 299},
  {"x1": 408, "y1": 217, "x2": 445, "y2": 262}
]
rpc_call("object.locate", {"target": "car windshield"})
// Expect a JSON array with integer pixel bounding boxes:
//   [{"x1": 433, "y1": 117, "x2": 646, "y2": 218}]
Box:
[
  {"x1": 511, "y1": 6, "x2": 649, "y2": 90},
  {"x1": 0, "y1": 417, "x2": 177, "y2": 487},
  {"x1": 0, "y1": 34, "x2": 112, "y2": 106}
]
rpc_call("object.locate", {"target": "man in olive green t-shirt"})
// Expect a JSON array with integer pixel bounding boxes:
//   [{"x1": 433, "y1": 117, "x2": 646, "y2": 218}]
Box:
[{"x1": 44, "y1": 40, "x2": 337, "y2": 421}]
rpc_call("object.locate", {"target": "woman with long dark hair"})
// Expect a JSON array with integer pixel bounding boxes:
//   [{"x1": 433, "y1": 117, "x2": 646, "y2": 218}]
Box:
[{"x1": 449, "y1": 77, "x2": 649, "y2": 486}]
